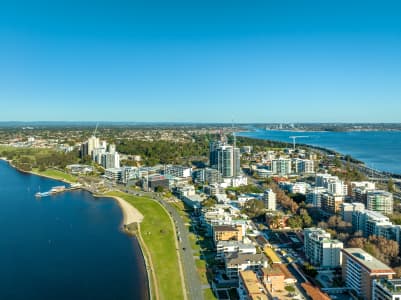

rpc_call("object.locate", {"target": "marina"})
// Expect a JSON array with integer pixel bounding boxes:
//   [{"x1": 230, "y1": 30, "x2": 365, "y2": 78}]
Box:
[{"x1": 35, "y1": 184, "x2": 82, "y2": 198}]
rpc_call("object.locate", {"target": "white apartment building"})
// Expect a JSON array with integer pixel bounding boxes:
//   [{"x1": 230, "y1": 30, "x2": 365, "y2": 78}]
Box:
[
  {"x1": 263, "y1": 189, "x2": 276, "y2": 211},
  {"x1": 104, "y1": 168, "x2": 122, "y2": 182},
  {"x1": 294, "y1": 158, "x2": 314, "y2": 174},
  {"x1": 341, "y1": 202, "x2": 365, "y2": 223},
  {"x1": 316, "y1": 173, "x2": 348, "y2": 196},
  {"x1": 367, "y1": 190, "x2": 393, "y2": 215},
  {"x1": 306, "y1": 187, "x2": 327, "y2": 208},
  {"x1": 304, "y1": 227, "x2": 343, "y2": 268},
  {"x1": 289, "y1": 182, "x2": 311, "y2": 195},
  {"x1": 164, "y1": 165, "x2": 192, "y2": 178},
  {"x1": 271, "y1": 158, "x2": 292, "y2": 176},
  {"x1": 216, "y1": 241, "x2": 256, "y2": 260},
  {"x1": 101, "y1": 152, "x2": 120, "y2": 169}
]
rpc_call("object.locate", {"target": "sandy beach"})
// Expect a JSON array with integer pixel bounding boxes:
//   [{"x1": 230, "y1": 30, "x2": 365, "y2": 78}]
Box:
[{"x1": 107, "y1": 195, "x2": 144, "y2": 225}]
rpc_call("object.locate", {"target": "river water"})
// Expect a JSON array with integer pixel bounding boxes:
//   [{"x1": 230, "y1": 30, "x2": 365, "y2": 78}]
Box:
[
  {"x1": 0, "y1": 160, "x2": 148, "y2": 300},
  {"x1": 238, "y1": 129, "x2": 401, "y2": 174}
]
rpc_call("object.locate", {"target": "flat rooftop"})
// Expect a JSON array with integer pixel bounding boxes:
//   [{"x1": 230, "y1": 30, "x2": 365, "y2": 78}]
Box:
[
  {"x1": 263, "y1": 247, "x2": 281, "y2": 264},
  {"x1": 239, "y1": 270, "x2": 268, "y2": 300},
  {"x1": 342, "y1": 248, "x2": 395, "y2": 274}
]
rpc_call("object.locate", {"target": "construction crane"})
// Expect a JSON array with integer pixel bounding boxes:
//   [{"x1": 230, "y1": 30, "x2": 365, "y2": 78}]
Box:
[
  {"x1": 289, "y1": 136, "x2": 309, "y2": 150},
  {"x1": 93, "y1": 122, "x2": 99, "y2": 137}
]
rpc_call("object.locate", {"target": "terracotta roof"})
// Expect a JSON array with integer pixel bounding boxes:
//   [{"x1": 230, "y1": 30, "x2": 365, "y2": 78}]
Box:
[{"x1": 301, "y1": 282, "x2": 331, "y2": 300}]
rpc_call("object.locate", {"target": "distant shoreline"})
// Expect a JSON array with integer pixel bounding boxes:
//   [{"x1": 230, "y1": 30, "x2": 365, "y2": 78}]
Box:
[{"x1": 236, "y1": 132, "x2": 401, "y2": 178}]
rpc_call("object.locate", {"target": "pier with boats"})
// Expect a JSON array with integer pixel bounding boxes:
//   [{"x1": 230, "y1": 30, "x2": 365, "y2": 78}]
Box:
[{"x1": 35, "y1": 183, "x2": 82, "y2": 198}]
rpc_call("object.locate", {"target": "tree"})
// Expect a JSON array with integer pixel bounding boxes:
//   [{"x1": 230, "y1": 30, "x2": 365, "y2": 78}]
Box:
[
  {"x1": 300, "y1": 209, "x2": 313, "y2": 228},
  {"x1": 302, "y1": 262, "x2": 318, "y2": 277},
  {"x1": 388, "y1": 178, "x2": 395, "y2": 193},
  {"x1": 155, "y1": 186, "x2": 164, "y2": 193},
  {"x1": 284, "y1": 285, "x2": 296, "y2": 295},
  {"x1": 394, "y1": 266, "x2": 401, "y2": 278},
  {"x1": 287, "y1": 215, "x2": 303, "y2": 229},
  {"x1": 202, "y1": 196, "x2": 217, "y2": 208},
  {"x1": 241, "y1": 199, "x2": 265, "y2": 218}
]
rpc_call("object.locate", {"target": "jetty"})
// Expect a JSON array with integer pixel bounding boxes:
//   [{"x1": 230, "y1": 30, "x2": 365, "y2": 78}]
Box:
[{"x1": 35, "y1": 183, "x2": 82, "y2": 198}]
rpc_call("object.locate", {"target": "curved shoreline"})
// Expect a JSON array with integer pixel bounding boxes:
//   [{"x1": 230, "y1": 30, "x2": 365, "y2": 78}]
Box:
[
  {"x1": 0, "y1": 158, "x2": 152, "y2": 300},
  {"x1": 237, "y1": 132, "x2": 401, "y2": 177}
]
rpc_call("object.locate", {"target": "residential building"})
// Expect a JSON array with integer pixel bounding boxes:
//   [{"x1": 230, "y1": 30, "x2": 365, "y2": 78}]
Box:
[
  {"x1": 216, "y1": 241, "x2": 256, "y2": 260},
  {"x1": 373, "y1": 278, "x2": 401, "y2": 300},
  {"x1": 92, "y1": 147, "x2": 106, "y2": 164},
  {"x1": 210, "y1": 140, "x2": 241, "y2": 178},
  {"x1": 204, "y1": 167, "x2": 221, "y2": 184},
  {"x1": 108, "y1": 143, "x2": 116, "y2": 154},
  {"x1": 66, "y1": 164, "x2": 93, "y2": 175},
  {"x1": 213, "y1": 225, "x2": 243, "y2": 243},
  {"x1": 164, "y1": 165, "x2": 192, "y2": 178},
  {"x1": 121, "y1": 166, "x2": 139, "y2": 184},
  {"x1": 341, "y1": 202, "x2": 365, "y2": 223},
  {"x1": 237, "y1": 270, "x2": 267, "y2": 300},
  {"x1": 352, "y1": 209, "x2": 398, "y2": 239},
  {"x1": 367, "y1": 190, "x2": 393, "y2": 215},
  {"x1": 350, "y1": 181, "x2": 376, "y2": 197},
  {"x1": 254, "y1": 167, "x2": 273, "y2": 178},
  {"x1": 342, "y1": 248, "x2": 395, "y2": 300},
  {"x1": 175, "y1": 185, "x2": 195, "y2": 198},
  {"x1": 203, "y1": 184, "x2": 225, "y2": 196},
  {"x1": 146, "y1": 174, "x2": 170, "y2": 192},
  {"x1": 209, "y1": 140, "x2": 223, "y2": 169},
  {"x1": 304, "y1": 227, "x2": 343, "y2": 268},
  {"x1": 316, "y1": 173, "x2": 347, "y2": 196},
  {"x1": 289, "y1": 182, "x2": 310, "y2": 195},
  {"x1": 354, "y1": 186, "x2": 373, "y2": 205},
  {"x1": 306, "y1": 187, "x2": 327, "y2": 208},
  {"x1": 101, "y1": 152, "x2": 120, "y2": 169},
  {"x1": 240, "y1": 146, "x2": 253, "y2": 154},
  {"x1": 261, "y1": 265, "x2": 285, "y2": 293},
  {"x1": 225, "y1": 253, "x2": 269, "y2": 280},
  {"x1": 217, "y1": 145, "x2": 241, "y2": 178},
  {"x1": 294, "y1": 158, "x2": 315, "y2": 174},
  {"x1": 320, "y1": 192, "x2": 344, "y2": 214},
  {"x1": 271, "y1": 158, "x2": 292, "y2": 175},
  {"x1": 263, "y1": 189, "x2": 276, "y2": 211},
  {"x1": 104, "y1": 168, "x2": 122, "y2": 182},
  {"x1": 87, "y1": 135, "x2": 100, "y2": 157}
]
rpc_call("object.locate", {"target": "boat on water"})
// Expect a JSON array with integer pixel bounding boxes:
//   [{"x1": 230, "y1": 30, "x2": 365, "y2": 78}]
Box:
[
  {"x1": 35, "y1": 185, "x2": 66, "y2": 198},
  {"x1": 50, "y1": 185, "x2": 66, "y2": 194},
  {"x1": 35, "y1": 191, "x2": 51, "y2": 198}
]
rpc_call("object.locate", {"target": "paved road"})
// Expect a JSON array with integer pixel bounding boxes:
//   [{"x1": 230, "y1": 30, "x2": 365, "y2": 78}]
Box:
[{"x1": 121, "y1": 188, "x2": 204, "y2": 300}]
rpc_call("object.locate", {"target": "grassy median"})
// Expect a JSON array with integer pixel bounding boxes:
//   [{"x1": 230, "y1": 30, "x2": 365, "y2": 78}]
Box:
[{"x1": 107, "y1": 191, "x2": 185, "y2": 300}]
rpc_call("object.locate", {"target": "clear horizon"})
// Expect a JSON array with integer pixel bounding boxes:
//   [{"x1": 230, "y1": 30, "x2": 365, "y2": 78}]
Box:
[{"x1": 1, "y1": 1, "x2": 401, "y2": 122}]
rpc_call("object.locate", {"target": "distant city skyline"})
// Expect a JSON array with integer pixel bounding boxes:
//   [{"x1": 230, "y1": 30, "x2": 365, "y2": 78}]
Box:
[{"x1": 1, "y1": 1, "x2": 401, "y2": 122}]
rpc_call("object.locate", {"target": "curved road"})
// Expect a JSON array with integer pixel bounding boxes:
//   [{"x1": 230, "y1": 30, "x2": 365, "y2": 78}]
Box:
[{"x1": 120, "y1": 187, "x2": 204, "y2": 300}]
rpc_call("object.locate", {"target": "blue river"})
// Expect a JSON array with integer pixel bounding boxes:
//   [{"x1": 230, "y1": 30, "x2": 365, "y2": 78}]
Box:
[
  {"x1": 0, "y1": 160, "x2": 148, "y2": 300},
  {"x1": 238, "y1": 129, "x2": 401, "y2": 174}
]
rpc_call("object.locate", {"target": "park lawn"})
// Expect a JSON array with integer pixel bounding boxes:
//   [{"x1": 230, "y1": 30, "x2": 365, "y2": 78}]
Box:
[
  {"x1": 107, "y1": 191, "x2": 185, "y2": 300},
  {"x1": 33, "y1": 168, "x2": 78, "y2": 183}
]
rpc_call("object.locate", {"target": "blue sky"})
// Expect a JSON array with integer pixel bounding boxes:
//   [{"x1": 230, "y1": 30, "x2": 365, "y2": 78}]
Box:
[{"x1": 0, "y1": 0, "x2": 401, "y2": 122}]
